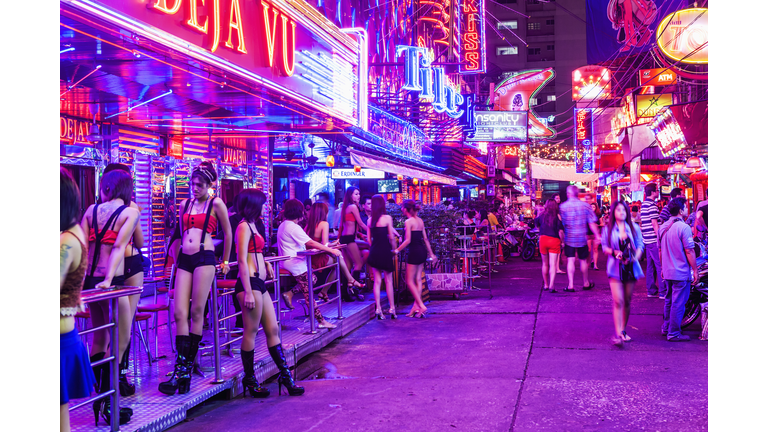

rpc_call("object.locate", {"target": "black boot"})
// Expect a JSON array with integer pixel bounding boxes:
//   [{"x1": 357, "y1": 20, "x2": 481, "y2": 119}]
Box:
[
  {"x1": 241, "y1": 349, "x2": 270, "y2": 398},
  {"x1": 119, "y1": 342, "x2": 135, "y2": 396},
  {"x1": 186, "y1": 333, "x2": 203, "y2": 381},
  {"x1": 158, "y1": 336, "x2": 191, "y2": 395},
  {"x1": 268, "y1": 344, "x2": 304, "y2": 396},
  {"x1": 91, "y1": 352, "x2": 132, "y2": 426}
]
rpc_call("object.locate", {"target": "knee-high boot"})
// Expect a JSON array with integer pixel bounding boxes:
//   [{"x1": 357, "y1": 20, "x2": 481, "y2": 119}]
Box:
[
  {"x1": 158, "y1": 336, "x2": 191, "y2": 395},
  {"x1": 240, "y1": 349, "x2": 270, "y2": 398},
  {"x1": 268, "y1": 344, "x2": 304, "y2": 396}
]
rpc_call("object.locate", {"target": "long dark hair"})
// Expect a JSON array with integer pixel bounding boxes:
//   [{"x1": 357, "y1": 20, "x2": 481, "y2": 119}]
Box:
[
  {"x1": 370, "y1": 195, "x2": 386, "y2": 227},
  {"x1": 61, "y1": 167, "x2": 81, "y2": 232},
  {"x1": 237, "y1": 189, "x2": 266, "y2": 239},
  {"x1": 304, "y1": 202, "x2": 329, "y2": 241},
  {"x1": 607, "y1": 201, "x2": 637, "y2": 242},
  {"x1": 340, "y1": 186, "x2": 359, "y2": 229},
  {"x1": 543, "y1": 198, "x2": 558, "y2": 227}
]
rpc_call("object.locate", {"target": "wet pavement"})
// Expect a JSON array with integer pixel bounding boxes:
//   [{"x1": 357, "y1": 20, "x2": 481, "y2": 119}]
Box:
[{"x1": 169, "y1": 254, "x2": 707, "y2": 432}]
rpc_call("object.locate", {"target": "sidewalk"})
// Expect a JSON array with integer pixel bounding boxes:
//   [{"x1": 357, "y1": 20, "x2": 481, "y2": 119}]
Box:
[{"x1": 170, "y1": 255, "x2": 708, "y2": 432}]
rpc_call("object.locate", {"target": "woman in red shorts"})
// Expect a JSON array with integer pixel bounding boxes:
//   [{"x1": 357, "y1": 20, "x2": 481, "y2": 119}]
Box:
[{"x1": 535, "y1": 198, "x2": 565, "y2": 292}]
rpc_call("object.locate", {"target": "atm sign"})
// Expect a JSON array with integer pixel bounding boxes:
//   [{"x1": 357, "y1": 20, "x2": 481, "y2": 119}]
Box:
[{"x1": 639, "y1": 68, "x2": 678, "y2": 87}]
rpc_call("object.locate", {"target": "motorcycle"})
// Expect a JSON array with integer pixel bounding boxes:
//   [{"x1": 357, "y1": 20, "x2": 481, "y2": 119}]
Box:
[
  {"x1": 681, "y1": 242, "x2": 708, "y2": 329},
  {"x1": 520, "y1": 223, "x2": 540, "y2": 261}
]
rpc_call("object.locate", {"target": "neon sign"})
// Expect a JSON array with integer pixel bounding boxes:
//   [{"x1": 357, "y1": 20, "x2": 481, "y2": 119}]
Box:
[
  {"x1": 572, "y1": 65, "x2": 611, "y2": 101},
  {"x1": 649, "y1": 107, "x2": 687, "y2": 157},
  {"x1": 636, "y1": 94, "x2": 673, "y2": 119},
  {"x1": 574, "y1": 108, "x2": 594, "y2": 174},
  {"x1": 467, "y1": 111, "x2": 527, "y2": 142},
  {"x1": 656, "y1": 8, "x2": 708, "y2": 64},
  {"x1": 60, "y1": 116, "x2": 91, "y2": 145},
  {"x1": 639, "y1": 68, "x2": 678, "y2": 86},
  {"x1": 396, "y1": 45, "x2": 465, "y2": 119},
  {"x1": 491, "y1": 69, "x2": 557, "y2": 138},
  {"x1": 459, "y1": 0, "x2": 486, "y2": 74},
  {"x1": 65, "y1": 0, "x2": 364, "y2": 127}
]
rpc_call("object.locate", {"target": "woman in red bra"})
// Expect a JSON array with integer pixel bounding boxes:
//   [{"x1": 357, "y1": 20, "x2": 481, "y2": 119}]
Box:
[
  {"x1": 80, "y1": 169, "x2": 140, "y2": 426},
  {"x1": 61, "y1": 168, "x2": 96, "y2": 432},
  {"x1": 102, "y1": 163, "x2": 145, "y2": 397},
  {"x1": 235, "y1": 189, "x2": 305, "y2": 397},
  {"x1": 159, "y1": 161, "x2": 232, "y2": 396},
  {"x1": 338, "y1": 187, "x2": 366, "y2": 299}
]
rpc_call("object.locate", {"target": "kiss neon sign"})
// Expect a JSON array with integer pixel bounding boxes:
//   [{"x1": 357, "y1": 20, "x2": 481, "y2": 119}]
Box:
[
  {"x1": 396, "y1": 45, "x2": 465, "y2": 119},
  {"x1": 459, "y1": 0, "x2": 486, "y2": 74}
]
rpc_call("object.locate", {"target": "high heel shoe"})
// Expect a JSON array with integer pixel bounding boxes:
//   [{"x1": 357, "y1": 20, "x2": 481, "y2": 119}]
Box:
[
  {"x1": 158, "y1": 336, "x2": 191, "y2": 395},
  {"x1": 119, "y1": 342, "x2": 135, "y2": 397},
  {"x1": 269, "y1": 344, "x2": 305, "y2": 396},
  {"x1": 318, "y1": 290, "x2": 330, "y2": 303},
  {"x1": 415, "y1": 308, "x2": 428, "y2": 319},
  {"x1": 388, "y1": 308, "x2": 397, "y2": 320},
  {"x1": 91, "y1": 352, "x2": 132, "y2": 426},
  {"x1": 241, "y1": 349, "x2": 270, "y2": 398},
  {"x1": 375, "y1": 309, "x2": 384, "y2": 320}
]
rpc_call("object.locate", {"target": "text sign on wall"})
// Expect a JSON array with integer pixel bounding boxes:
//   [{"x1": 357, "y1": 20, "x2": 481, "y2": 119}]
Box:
[
  {"x1": 574, "y1": 108, "x2": 595, "y2": 173},
  {"x1": 60, "y1": 116, "x2": 92, "y2": 145},
  {"x1": 639, "y1": 68, "x2": 678, "y2": 86},
  {"x1": 331, "y1": 168, "x2": 386, "y2": 179},
  {"x1": 656, "y1": 8, "x2": 709, "y2": 64},
  {"x1": 636, "y1": 94, "x2": 674, "y2": 119},
  {"x1": 71, "y1": 0, "x2": 362, "y2": 126},
  {"x1": 466, "y1": 111, "x2": 527, "y2": 142},
  {"x1": 459, "y1": 0, "x2": 486, "y2": 74}
]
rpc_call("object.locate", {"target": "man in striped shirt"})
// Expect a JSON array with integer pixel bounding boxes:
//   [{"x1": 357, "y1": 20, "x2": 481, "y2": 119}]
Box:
[{"x1": 640, "y1": 183, "x2": 663, "y2": 297}]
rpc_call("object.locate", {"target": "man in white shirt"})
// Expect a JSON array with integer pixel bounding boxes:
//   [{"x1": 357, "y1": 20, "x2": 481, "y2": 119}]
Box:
[{"x1": 278, "y1": 199, "x2": 342, "y2": 329}]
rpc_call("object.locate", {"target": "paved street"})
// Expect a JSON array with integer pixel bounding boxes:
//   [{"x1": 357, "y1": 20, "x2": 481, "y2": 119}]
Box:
[{"x1": 170, "y1": 255, "x2": 707, "y2": 432}]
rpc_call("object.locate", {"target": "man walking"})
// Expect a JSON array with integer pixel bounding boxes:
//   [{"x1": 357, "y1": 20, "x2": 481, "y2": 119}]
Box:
[
  {"x1": 640, "y1": 183, "x2": 662, "y2": 297},
  {"x1": 558, "y1": 185, "x2": 600, "y2": 292},
  {"x1": 659, "y1": 197, "x2": 699, "y2": 341}
]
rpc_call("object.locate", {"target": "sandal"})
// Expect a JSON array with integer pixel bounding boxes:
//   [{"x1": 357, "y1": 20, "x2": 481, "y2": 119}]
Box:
[
  {"x1": 621, "y1": 330, "x2": 632, "y2": 342},
  {"x1": 318, "y1": 291, "x2": 330, "y2": 303},
  {"x1": 612, "y1": 336, "x2": 624, "y2": 347},
  {"x1": 563, "y1": 287, "x2": 576, "y2": 293},
  {"x1": 583, "y1": 281, "x2": 595, "y2": 291}
]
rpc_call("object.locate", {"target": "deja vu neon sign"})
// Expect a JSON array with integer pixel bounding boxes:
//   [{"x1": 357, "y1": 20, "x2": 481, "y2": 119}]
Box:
[
  {"x1": 150, "y1": 0, "x2": 296, "y2": 76},
  {"x1": 396, "y1": 45, "x2": 464, "y2": 119}
]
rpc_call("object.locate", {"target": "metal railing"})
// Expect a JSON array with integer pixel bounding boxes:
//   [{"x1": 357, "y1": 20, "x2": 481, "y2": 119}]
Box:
[
  {"x1": 70, "y1": 285, "x2": 143, "y2": 432},
  {"x1": 297, "y1": 244, "x2": 346, "y2": 334}
]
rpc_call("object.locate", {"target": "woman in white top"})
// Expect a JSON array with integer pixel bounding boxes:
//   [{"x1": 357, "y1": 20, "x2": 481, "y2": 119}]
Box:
[{"x1": 278, "y1": 199, "x2": 342, "y2": 329}]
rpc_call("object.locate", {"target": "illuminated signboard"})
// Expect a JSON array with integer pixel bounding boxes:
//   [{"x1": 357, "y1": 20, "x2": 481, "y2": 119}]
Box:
[
  {"x1": 656, "y1": 8, "x2": 709, "y2": 64},
  {"x1": 361, "y1": 106, "x2": 431, "y2": 160},
  {"x1": 466, "y1": 111, "x2": 527, "y2": 142},
  {"x1": 636, "y1": 94, "x2": 674, "y2": 119},
  {"x1": 331, "y1": 168, "x2": 386, "y2": 179},
  {"x1": 649, "y1": 107, "x2": 687, "y2": 157},
  {"x1": 396, "y1": 45, "x2": 465, "y2": 118},
  {"x1": 491, "y1": 69, "x2": 557, "y2": 138},
  {"x1": 459, "y1": 0, "x2": 487, "y2": 74},
  {"x1": 574, "y1": 108, "x2": 595, "y2": 174},
  {"x1": 572, "y1": 65, "x2": 611, "y2": 101},
  {"x1": 65, "y1": 0, "x2": 365, "y2": 127},
  {"x1": 60, "y1": 116, "x2": 92, "y2": 145},
  {"x1": 639, "y1": 68, "x2": 678, "y2": 86}
]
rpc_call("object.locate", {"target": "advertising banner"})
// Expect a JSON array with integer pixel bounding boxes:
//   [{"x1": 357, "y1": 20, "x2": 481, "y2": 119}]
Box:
[
  {"x1": 466, "y1": 111, "x2": 528, "y2": 142},
  {"x1": 574, "y1": 108, "x2": 595, "y2": 174},
  {"x1": 636, "y1": 93, "x2": 674, "y2": 118}
]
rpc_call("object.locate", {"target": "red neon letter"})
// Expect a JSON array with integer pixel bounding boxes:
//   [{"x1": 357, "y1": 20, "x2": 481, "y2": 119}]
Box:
[
  {"x1": 262, "y1": 2, "x2": 279, "y2": 67},
  {"x1": 280, "y1": 14, "x2": 296, "y2": 76},
  {"x1": 186, "y1": 0, "x2": 208, "y2": 33},
  {"x1": 225, "y1": 0, "x2": 247, "y2": 54},
  {"x1": 153, "y1": 0, "x2": 182, "y2": 14}
]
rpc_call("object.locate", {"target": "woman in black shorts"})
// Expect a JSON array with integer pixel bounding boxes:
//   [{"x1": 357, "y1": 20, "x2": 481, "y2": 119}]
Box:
[
  {"x1": 102, "y1": 163, "x2": 145, "y2": 396},
  {"x1": 159, "y1": 161, "x2": 233, "y2": 395},
  {"x1": 80, "y1": 169, "x2": 140, "y2": 425},
  {"x1": 366, "y1": 195, "x2": 398, "y2": 319},
  {"x1": 394, "y1": 200, "x2": 436, "y2": 318},
  {"x1": 235, "y1": 190, "x2": 304, "y2": 397}
]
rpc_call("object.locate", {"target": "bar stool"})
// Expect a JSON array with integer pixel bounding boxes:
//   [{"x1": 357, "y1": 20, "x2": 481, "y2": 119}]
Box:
[
  {"x1": 75, "y1": 309, "x2": 91, "y2": 356},
  {"x1": 215, "y1": 279, "x2": 238, "y2": 356},
  {"x1": 131, "y1": 311, "x2": 153, "y2": 376},
  {"x1": 137, "y1": 276, "x2": 174, "y2": 361}
]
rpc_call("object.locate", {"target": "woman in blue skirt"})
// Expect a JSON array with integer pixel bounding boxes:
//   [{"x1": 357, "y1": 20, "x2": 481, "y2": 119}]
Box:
[{"x1": 60, "y1": 168, "x2": 97, "y2": 431}]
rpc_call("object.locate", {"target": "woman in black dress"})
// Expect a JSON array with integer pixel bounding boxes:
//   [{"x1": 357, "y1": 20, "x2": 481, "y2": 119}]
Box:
[
  {"x1": 394, "y1": 200, "x2": 436, "y2": 318},
  {"x1": 366, "y1": 195, "x2": 398, "y2": 319}
]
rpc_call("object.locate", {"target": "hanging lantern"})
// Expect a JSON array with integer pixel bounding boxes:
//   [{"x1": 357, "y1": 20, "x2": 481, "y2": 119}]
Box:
[
  {"x1": 670, "y1": 162, "x2": 685, "y2": 174},
  {"x1": 423, "y1": 180, "x2": 428, "y2": 186},
  {"x1": 685, "y1": 155, "x2": 706, "y2": 170},
  {"x1": 326, "y1": 155, "x2": 335, "y2": 167},
  {"x1": 397, "y1": 174, "x2": 404, "y2": 181},
  {"x1": 354, "y1": 165, "x2": 362, "y2": 172},
  {"x1": 413, "y1": 178, "x2": 419, "y2": 185}
]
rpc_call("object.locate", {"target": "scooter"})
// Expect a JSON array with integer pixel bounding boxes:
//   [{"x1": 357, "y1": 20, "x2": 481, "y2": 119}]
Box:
[
  {"x1": 681, "y1": 244, "x2": 708, "y2": 329},
  {"x1": 520, "y1": 223, "x2": 540, "y2": 261}
]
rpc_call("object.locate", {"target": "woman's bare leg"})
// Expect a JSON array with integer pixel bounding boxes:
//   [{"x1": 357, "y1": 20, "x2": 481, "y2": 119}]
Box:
[
  {"x1": 609, "y1": 279, "x2": 626, "y2": 339},
  {"x1": 173, "y1": 270, "x2": 194, "y2": 336},
  {"x1": 60, "y1": 403, "x2": 70, "y2": 432},
  {"x1": 540, "y1": 253, "x2": 549, "y2": 289},
  {"x1": 236, "y1": 291, "x2": 264, "y2": 352},
  {"x1": 383, "y1": 272, "x2": 396, "y2": 314},
  {"x1": 405, "y1": 264, "x2": 420, "y2": 315},
  {"x1": 189, "y1": 266, "x2": 216, "y2": 335},
  {"x1": 372, "y1": 268, "x2": 383, "y2": 312},
  {"x1": 548, "y1": 253, "x2": 558, "y2": 290},
  {"x1": 346, "y1": 242, "x2": 364, "y2": 273},
  {"x1": 260, "y1": 292, "x2": 281, "y2": 347},
  {"x1": 89, "y1": 301, "x2": 111, "y2": 354},
  {"x1": 622, "y1": 281, "x2": 635, "y2": 338},
  {"x1": 415, "y1": 263, "x2": 427, "y2": 312}
]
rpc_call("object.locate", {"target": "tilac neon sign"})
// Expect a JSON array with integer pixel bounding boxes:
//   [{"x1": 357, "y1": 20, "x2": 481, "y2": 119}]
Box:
[
  {"x1": 396, "y1": 45, "x2": 465, "y2": 119},
  {"x1": 151, "y1": 0, "x2": 296, "y2": 76},
  {"x1": 459, "y1": 0, "x2": 486, "y2": 74}
]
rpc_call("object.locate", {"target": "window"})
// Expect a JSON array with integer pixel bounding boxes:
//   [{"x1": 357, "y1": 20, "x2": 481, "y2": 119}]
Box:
[
  {"x1": 530, "y1": 98, "x2": 539, "y2": 106},
  {"x1": 547, "y1": 44, "x2": 555, "y2": 51},
  {"x1": 546, "y1": 19, "x2": 555, "y2": 26},
  {"x1": 497, "y1": 20, "x2": 518, "y2": 30},
  {"x1": 497, "y1": 46, "x2": 519, "y2": 55},
  {"x1": 527, "y1": 22, "x2": 541, "y2": 30},
  {"x1": 528, "y1": 47, "x2": 541, "y2": 55},
  {"x1": 546, "y1": 95, "x2": 556, "y2": 102}
]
